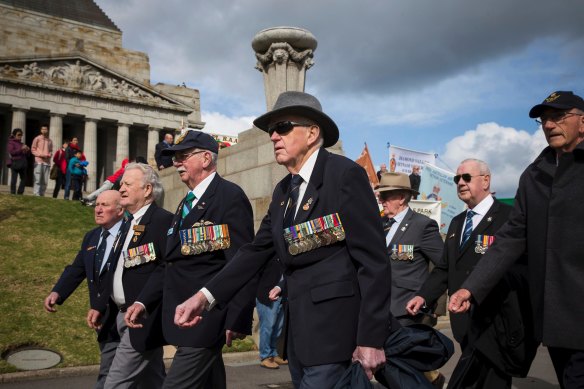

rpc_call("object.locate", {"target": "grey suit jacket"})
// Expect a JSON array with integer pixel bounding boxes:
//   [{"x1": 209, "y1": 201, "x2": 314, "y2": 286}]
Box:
[{"x1": 387, "y1": 208, "x2": 444, "y2": 317}]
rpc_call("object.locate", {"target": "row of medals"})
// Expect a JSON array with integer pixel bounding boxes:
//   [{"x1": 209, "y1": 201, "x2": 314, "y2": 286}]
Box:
[
  {"x1": 287, "y1": 226, "x2": 346, "y2": 256},
  {"x1": 181, "y1": 238, "x2": 231, "y2": 256}
]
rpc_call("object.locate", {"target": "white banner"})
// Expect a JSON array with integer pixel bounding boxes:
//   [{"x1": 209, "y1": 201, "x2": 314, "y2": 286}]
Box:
[
  {"x1": 410, "y1": 200, "x2": 442, "y2": 229},
  {"x1": 388, "y1": 145, "x2": 436, "y2": 174}
]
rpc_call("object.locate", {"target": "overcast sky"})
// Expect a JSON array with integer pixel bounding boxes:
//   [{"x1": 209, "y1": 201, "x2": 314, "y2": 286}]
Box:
[{"x1": 97, "y1": 0, "x2": 584, "y2": 197}]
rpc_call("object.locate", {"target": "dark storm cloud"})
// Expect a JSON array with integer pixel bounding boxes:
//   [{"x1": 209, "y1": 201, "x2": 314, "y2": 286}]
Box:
[{"x1": 97, "y1": 0, "x2": 584, "y2": 100}]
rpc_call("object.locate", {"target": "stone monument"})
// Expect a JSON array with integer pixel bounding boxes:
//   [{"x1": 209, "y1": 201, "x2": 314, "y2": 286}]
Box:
[{"x1": 163, "y1": 27, "x2": 344, "y2": 228}]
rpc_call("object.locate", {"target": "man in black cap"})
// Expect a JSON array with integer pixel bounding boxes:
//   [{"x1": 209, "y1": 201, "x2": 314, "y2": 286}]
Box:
[
  {"x1": 450, "y1": 91, "x2": 584, "y2": 388},
  {"x1": 124, "y1": 130, "x2": 255, "y2": 389},
  {"x1": 173, "y1": 91, "x2": 396, "y2": 388}
]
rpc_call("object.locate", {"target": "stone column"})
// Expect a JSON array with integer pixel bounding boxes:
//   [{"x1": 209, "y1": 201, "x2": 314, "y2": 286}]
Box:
[
  {"x1": 46, "y1": 114, "x2": 64, "y2": 192},
  {"x1": 11, "y1": 108, "x2": 27, "y2": 142},
  {"x1": 116, "y1": 123, "x2": 130, "y2": 169},
  {"x1": 49, "y1": 114, "x2": 64, "y2": 153},
  {"x1": 148, "y1": 127, "x2": 161, "y2": 167},
  {"x1": 84, "y1": 118, "x2": 98, "y2": 192},
  {"x1": 252, "y1": 27, "x2": 317, "y2": 110}
]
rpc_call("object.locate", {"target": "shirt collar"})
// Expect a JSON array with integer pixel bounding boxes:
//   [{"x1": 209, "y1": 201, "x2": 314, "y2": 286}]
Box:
[
  {"x1": 131, "y1": 203, "x2": 152, "y2": 223},
  {"x1": 393, "y1": 207, "x2": 409, "y2": 224},
  {"x1": 297, "y1": 149, "x2": 320, "y2": 184},
  {"x1": 191, "y1": 171, "x2": 216, "y2": 200},
  {"x1": 469, "y1": 194, "x2": 494, "y2": 215},
  {"x1": 105, "y1": 219, "x2": 123, "y2": 237}
]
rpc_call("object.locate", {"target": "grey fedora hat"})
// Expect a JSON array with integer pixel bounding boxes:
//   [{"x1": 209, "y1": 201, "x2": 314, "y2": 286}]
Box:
[{"x1": 253, "y1": 91, "x2": 339, "y2": 147}]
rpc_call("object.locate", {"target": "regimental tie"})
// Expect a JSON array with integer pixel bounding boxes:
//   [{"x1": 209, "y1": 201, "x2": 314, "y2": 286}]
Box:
[
  {"x1": 460, "y1": 210, "x2": 476, "y2": 248},
  {"x1": 94, "y1": 229, "x2": 109, "y2": 280},
  {"x1": 283, "y1": 175, "x2": 303, "y2": 227},
  {"x1": 383, "y1": 217, "x2": 397, "y2": 233},
  {"x1": 182, "y1": 192, "x2": 196, "y2": 219}
]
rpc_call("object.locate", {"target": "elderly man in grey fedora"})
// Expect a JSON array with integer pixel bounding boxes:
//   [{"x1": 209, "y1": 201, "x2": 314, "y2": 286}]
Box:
[{"x1": 172, "y1": 91, "x2": 398, "y2": 388}]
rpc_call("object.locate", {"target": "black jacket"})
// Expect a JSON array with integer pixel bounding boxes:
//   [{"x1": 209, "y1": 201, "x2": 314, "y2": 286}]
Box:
[{"x1": 206, "y1": 148, "x2": 396, "y2": 366}]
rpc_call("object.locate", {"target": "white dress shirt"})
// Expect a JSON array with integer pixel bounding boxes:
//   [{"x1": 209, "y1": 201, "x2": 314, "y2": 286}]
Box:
[
  {"x1": 112, "y1": 203, "x2": 151, "y2": 307},
  {"x1": 460, "y1": 194, "x2": 494, "y2": 245},
  {"x1": 98, "y1": 219, "x2": 123, "y2": 274},
  {"x1": 385, "y1": 207, "x2": 409, "y2": 246}
]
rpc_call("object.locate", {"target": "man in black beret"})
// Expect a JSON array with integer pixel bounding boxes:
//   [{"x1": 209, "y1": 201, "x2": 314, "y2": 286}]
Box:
[
  {"x1": 173, "y1": 91, "x2": 397, "y2": 388},
  {"x1": 125, "y1": 130, "x2": 255, "y2": 389},
  {"x1": 450, "y1": 91, "x2": 584, "y2": 388}
]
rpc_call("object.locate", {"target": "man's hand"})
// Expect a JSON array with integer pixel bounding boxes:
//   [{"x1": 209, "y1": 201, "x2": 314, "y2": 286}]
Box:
[
  {"x1": 225, "y1": 330, "x2": 246, "y2": 347},
  {"x1": 352, "y1": 346, "x2": 386, "y2": 380},
  {"x1": 159, "y1": 165, "x2": 165, "y2": 170},
  {"x1": 44, "y1": 292, "x2": 60, "y2": 312},
  {"x1": 125, "y1": 303, "x2": 146, "y2": 329},
  {"x1": 405, "y1": 296, "x2": 426, "y2": 316},
  {"x1": 174, "y1": 291, "x2": 208, "y2": 328},
  {"x1": 449, "y1": 289, "x2": 472, "y2": 313},
  {"x1": 86, "y1": 309, "x2": 102, "y2": 330},
  {"x1": 268, "y1": 286, "x2": 281, "y2": 301}
]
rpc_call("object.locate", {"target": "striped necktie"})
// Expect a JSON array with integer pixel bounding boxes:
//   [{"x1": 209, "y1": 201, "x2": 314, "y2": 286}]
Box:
[
  {"x1": 460, "y1": 210, "x2": 476, "y2": 248},
  {"x1": 283, "y1": 175, "x2": 303, "y2": 227},
  {"x1": 94, "y1": 230, "x2": 109, "y2": 279},
  {"x1": 182, "y1": 192, "x2": 196, "y2": 219}
]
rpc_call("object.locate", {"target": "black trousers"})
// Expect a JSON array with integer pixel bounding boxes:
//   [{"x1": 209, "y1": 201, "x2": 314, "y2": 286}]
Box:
[
  {"x1": 52, "y1": 170, "x2": 65, "y2": 198},
  {"x1": 10, "y1": 166, "x2": 26, "y2": 194},
  {"x1": 548, "y1": 347, "x2": 584, "y2": 389}
]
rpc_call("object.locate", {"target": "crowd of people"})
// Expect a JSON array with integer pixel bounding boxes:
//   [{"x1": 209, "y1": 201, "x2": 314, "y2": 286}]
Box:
[{"x1": 33, "y1": 89, "x2": 584, "y2": 389}]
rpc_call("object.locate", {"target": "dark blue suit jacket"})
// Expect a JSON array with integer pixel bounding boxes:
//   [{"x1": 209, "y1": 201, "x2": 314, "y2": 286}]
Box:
[
  {"x1": 96, "y1": 203, "x2": 173, "y2": 352},
  {"x1": 52, "y1": 226, "x2": 120, "y2": 343},
  {"x1": 139, "y1": 174, "x2": 256, "y2": 347},
  {"x1": 206, "y1": 148, "x2": 397, "y2": 366}
]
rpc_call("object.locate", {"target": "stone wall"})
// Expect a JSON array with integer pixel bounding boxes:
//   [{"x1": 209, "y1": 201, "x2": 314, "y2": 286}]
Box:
[{"x1": 0, "y1": 4, "x2": 150, "y2": 84}]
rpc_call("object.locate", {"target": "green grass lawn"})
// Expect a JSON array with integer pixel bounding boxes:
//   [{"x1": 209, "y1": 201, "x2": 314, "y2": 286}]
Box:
[{"x1": 0, "y1": 194, "x2": 254, "y2": 374}]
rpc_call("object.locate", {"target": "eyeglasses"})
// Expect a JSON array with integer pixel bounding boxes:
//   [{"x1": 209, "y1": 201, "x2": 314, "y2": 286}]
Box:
[
  {"x1": 172, "y1": 150, "x2": 205, "y2": 163},
  {"x1": 453, "y1": 174, "x2": 487, "y2": 184},
  {"x1": 535, "y1": 111, "x2": 583, "y2": 125},
  {"x1": 267, "y1": 121, "x2": 312, "y2": 136}
]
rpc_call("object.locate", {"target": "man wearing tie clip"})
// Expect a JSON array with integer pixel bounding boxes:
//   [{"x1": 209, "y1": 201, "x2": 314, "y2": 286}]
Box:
[
  {"x1": 173, "y1": 91, "x2": 397, "y2": 389},
  {"x1": 43, "y1": 190, "x2": 123, "y2": 389}
]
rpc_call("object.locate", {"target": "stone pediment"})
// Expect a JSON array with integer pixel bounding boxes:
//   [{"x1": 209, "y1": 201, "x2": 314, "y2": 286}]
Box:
[{"x1": 0, "y1": 56, "x2": 191, "y2": 110}]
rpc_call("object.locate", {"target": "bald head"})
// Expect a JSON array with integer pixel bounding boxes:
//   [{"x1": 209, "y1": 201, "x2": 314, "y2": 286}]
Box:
[
  {"x1": 455, "y1": 159, "x2": 491, "y2": 209},
  {"x1": 94, "y1": 190, "x2": 124, "y2": 229}
]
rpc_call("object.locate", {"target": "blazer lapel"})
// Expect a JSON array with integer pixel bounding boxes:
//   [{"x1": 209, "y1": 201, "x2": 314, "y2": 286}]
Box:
[
  {"x1": 166, "y1": 175, "x2": 219, "y2": 254},
  {"x1": 389, "y1": 209, "x2": 413, "y2": 246},
  {"x1": 458, "y1": 201, "x2": 498, "y2": 258},
  {"x1": 292, "y1": 148, "x2": 327, "y2": 225},
  {"x1": 87, "y1": 229, "x2": 101, "y2": 279}
]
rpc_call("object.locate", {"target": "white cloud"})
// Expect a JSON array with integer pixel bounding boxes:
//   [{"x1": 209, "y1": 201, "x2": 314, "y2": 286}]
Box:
[
  {"x1": 201, "y1": 111, "x2": 254, "y2": 137},
  {"x1": 441, "y1": 123, "x2": 548, "y2": 197}
]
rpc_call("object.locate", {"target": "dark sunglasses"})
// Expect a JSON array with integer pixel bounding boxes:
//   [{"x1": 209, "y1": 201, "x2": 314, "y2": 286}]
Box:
[
  {"x1": 453, "y1": 173, "x2": 487, "y2": 184},
  {"x1": 267, "y1": 121, "x2": 312, "y2": 136}
]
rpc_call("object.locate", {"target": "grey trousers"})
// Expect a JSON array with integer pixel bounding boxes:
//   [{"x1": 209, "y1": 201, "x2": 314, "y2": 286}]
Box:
[
  {"x1": 33, "y1": 163, "x2": 50, "y2": 196},
  {"x1": 162, "y1": 345, "x2": 225, "y2": 389},
  {"x1": 96, "y1": 339, "x2": 119, "y2": 389},
  {"x1": 104, "y1": 312, "x2": 165, "y2": 389}
]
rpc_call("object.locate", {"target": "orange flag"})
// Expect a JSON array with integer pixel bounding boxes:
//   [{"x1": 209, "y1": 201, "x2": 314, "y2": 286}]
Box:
[{"x1": 355, "y1": 143, "x2": 379, "y2": 188}]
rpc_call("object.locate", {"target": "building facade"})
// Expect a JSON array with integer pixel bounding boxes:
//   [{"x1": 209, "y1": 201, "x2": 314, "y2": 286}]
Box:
[{"x1": 0, "y1": 0, "x2": 203, "y2": 191}]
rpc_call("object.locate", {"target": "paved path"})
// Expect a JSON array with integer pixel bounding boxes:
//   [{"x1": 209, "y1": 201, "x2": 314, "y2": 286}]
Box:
[{"x1": 0, "y1": 328, "x2": 560, "y2": 388}]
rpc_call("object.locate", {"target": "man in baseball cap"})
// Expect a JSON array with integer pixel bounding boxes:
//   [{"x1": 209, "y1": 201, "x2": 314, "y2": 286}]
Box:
[{"x1": 450, "y1": 90, "x2": 584, "y2": 388}]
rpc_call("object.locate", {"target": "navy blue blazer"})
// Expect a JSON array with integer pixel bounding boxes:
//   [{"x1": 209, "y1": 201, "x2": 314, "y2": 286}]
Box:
[
  {"x1": 52, "y1": 226, "x2": 120, "y2": 343},
  {"x1": 96, "y1": 203, "x2": 173, "y2": 352},
  {"x1": 138, "y1": 174, "x2": 255, "y2": 348},
  {"x1": 206, "y1": 148, "x2": 396, "y2": 366}
]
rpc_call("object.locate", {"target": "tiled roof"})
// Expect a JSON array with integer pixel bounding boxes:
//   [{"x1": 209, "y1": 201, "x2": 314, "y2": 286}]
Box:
[{"x1": 0, "y1": 0, "x2": 121, "y2": 32}]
